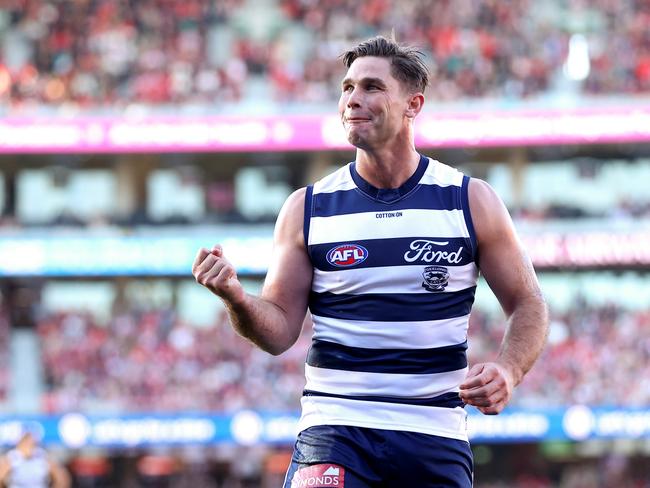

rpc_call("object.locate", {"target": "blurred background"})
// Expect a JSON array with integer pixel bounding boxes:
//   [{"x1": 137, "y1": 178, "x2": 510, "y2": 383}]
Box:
[{"x1": 1, "y1": 0, "x2": 650, "y2": 486}]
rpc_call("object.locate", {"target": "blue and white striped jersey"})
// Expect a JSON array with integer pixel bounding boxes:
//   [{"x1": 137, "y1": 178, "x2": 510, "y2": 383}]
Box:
[
  {"x1": 299, "y1": 155, "x2": 479, "y2": 441},
  {"x1": 6, "y1": 447, "x2": 50, "y2": 488}
]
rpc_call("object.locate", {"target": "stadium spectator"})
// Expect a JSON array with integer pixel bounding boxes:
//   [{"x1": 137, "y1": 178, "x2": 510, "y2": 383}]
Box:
[
  {"x1": 2, "y1": 0, "x2": 650, "y2": 113},
  {"x1": 36, "y1": 301, "x2": 650, "y2": 412},
  {"x1": 0, "y1": 426, "x2": 70, "y2": 488},
  {"x1": 37, "y1": 308, "x2": 309, "y2": 413},
  {"x1": 468, "y1": 302, "x2": 650, "y2": 408}
]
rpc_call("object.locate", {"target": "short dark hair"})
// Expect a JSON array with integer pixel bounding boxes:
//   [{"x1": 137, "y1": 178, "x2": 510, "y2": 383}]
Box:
[{"x1": 342, "y1": 36, "x2": 429, "y2": 93}]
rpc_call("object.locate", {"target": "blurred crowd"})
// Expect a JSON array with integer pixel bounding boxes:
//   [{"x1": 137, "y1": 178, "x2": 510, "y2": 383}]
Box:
[
  {"x1": 470, "y1": 301, "x2": 650, "y2": 408},
  {"x1": 1, "y1": 0, "x2": 248, "y2": 112},
  {"x1": 37, "y1": 307, "x2": 309, "y2": 413},
  {"x1": 1, "y1": 0, "x2": 650, "y2": 114},
  {"x1": 35, "y1": 300, "x2": 650, "y2": 413}
]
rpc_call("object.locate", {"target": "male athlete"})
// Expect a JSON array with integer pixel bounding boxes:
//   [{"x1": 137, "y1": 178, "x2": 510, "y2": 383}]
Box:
[
  {"x1": 193, "y1": 36, "x2": 549, "y2": 487},
  {"x1": 0, "y1": 427, "x2": 70, "y2": 488}
]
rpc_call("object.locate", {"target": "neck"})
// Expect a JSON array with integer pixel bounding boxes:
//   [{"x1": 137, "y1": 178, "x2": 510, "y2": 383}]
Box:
[
  {"x1": 18, "y1": 446, "x2": 32, "y2": 457},
  {"x1": 355, "y1": 145, "x2": 421, "y2": 189}
]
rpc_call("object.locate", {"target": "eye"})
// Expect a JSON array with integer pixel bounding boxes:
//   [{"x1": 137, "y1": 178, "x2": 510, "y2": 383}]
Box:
[{"x1": 342, "y1": 84, "x2": 353, "y2": 92}]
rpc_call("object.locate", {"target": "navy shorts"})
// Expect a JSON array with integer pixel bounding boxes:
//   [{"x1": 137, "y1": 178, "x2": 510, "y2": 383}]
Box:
[{"x1": 283, "y1": 425, "x2": 473, "y2": 487}]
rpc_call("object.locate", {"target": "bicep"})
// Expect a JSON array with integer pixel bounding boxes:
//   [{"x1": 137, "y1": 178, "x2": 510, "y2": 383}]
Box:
[
  {"x1": 261, "y1": 188, "x2": 313, "y2": 328},
  {"x1": 469, "y1": 178, "x2": 542, "y2": 315}
]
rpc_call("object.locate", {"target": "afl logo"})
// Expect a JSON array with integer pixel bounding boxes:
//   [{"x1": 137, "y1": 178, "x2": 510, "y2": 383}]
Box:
[{"x1": 326, "y1": 244, "x2": 369, "y2": 267}]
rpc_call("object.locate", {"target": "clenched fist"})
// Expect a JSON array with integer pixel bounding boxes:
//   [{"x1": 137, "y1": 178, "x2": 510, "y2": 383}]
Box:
[
  {"x1": 192, "y1": 245, "x2": 246, "y2": 305},
  {"x1": 459, "y1": 362, "x2": 515, "y2": 415}
]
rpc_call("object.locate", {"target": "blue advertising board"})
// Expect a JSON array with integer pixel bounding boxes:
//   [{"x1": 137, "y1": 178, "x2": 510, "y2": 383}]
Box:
[{"x1": 1, "y1": 406, "x2": 649, "y2": 449}]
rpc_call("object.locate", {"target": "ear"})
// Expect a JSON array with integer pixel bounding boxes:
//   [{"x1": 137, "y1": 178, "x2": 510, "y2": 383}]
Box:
[{"x1": 405, "y1": 93, "x2": 424, "y2": 119}]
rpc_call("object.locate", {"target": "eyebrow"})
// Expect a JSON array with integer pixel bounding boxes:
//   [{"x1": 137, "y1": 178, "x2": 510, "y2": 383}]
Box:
[{"x1": 341, "y1": 77, "x2": 387, "y2": 88}]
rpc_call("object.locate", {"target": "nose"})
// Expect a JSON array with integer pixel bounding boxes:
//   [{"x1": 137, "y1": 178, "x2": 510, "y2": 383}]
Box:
[{"x1": 346, "y1": 86, "x2": 361, "y2": 108}]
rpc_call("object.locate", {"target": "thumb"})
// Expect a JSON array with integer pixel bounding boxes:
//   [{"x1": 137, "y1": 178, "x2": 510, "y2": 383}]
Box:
[{"x1": 211, "y1": 245, "x2": 223, "y2": 257}]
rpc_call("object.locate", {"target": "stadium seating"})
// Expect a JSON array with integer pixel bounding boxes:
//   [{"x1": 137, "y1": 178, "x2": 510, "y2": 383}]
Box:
[
  {"x1": 37, "y1": 308, "x2": 310, "y2": 413},
  {"x1": 35, "y1": 302, "x2": 650, "y2": 412},
  {"x1": 1, "y1": 0, "x2": 649, "y2": 114}
]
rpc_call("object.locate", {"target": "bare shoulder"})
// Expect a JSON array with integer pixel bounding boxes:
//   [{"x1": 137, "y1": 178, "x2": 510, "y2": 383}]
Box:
[
  {"x1": 468, "y1": 177, "x2": 507, "y2": 218},
  {"x1": 282, "y1": 187, "x2": 307, "y2": 215},
  {"x1": 467, "y1": 177, "x2": 514, "y2": 242},
  {"x1": 468, "y1": 176, "x2": 497, "y2": 199},
  {"x1": 274, "y1": 187, "x2": 307, "y2": 245}
]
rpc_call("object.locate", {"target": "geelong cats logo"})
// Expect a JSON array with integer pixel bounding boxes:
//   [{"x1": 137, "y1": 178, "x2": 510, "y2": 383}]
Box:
[
  {"x1": 327, "y1": 244, "x2": 368, "y2": 267},
  {"x1": 422, "y1": 266, "x2": 450, "y2": 292}
]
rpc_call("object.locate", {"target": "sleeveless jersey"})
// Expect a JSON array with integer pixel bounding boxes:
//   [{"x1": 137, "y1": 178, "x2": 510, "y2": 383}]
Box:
[
  {"x1": 6, "y1": 448, "x2": 50, "y2": 488},
  {"x1": 300, "y1": 155, "x2": 478, "y2": 442}
]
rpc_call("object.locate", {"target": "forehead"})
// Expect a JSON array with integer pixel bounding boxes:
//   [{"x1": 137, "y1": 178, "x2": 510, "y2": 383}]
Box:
[{"x1": 343, "y1": 56, "x2": 399, "y2": 86}]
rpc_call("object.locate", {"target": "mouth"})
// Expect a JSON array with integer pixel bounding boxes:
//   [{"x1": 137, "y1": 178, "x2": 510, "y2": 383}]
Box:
[{"x1": 345, "y1": 118, "x2": 371, "y2": 125}]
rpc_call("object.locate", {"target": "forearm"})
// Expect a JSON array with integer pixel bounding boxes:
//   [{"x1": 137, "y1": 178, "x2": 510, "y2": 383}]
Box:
[
  {"x1": 496, "y1": 293, "x2": 549, "y2": 386},
  {"x1": 224, "y1": 293, "x2": 303, "y2": 356}
]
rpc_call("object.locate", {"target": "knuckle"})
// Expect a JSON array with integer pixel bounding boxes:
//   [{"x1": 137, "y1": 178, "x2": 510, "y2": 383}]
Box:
[{"x1": 196, "y1": 271, "x2": 210, "y2": 287}]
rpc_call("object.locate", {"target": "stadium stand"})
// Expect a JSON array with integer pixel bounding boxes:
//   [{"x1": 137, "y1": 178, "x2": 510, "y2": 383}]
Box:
[
  {"x1": 32, "y1": 300, "x2": 650, "y2": 413},
  {"x1": 5, "y1": 155, "x2": 650, "y2": 228},
  {"x1": 1, "y1": 0, "x2": 650, "y2": 113},
  {"x1": 37, "y1": 308, "x2": 310, "y2": 413},
  {"x1": 469, "y1": 304, "x2": 650, "y2": 408}
]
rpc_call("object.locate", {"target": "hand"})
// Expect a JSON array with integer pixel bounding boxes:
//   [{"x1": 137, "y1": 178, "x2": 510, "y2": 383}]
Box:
[
  {"x1": 459, "y1": 362, "x2": 514, "y2": 415},
  {"x1": 192, "y1": 245, "x2": 246, "y2": 305}
]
